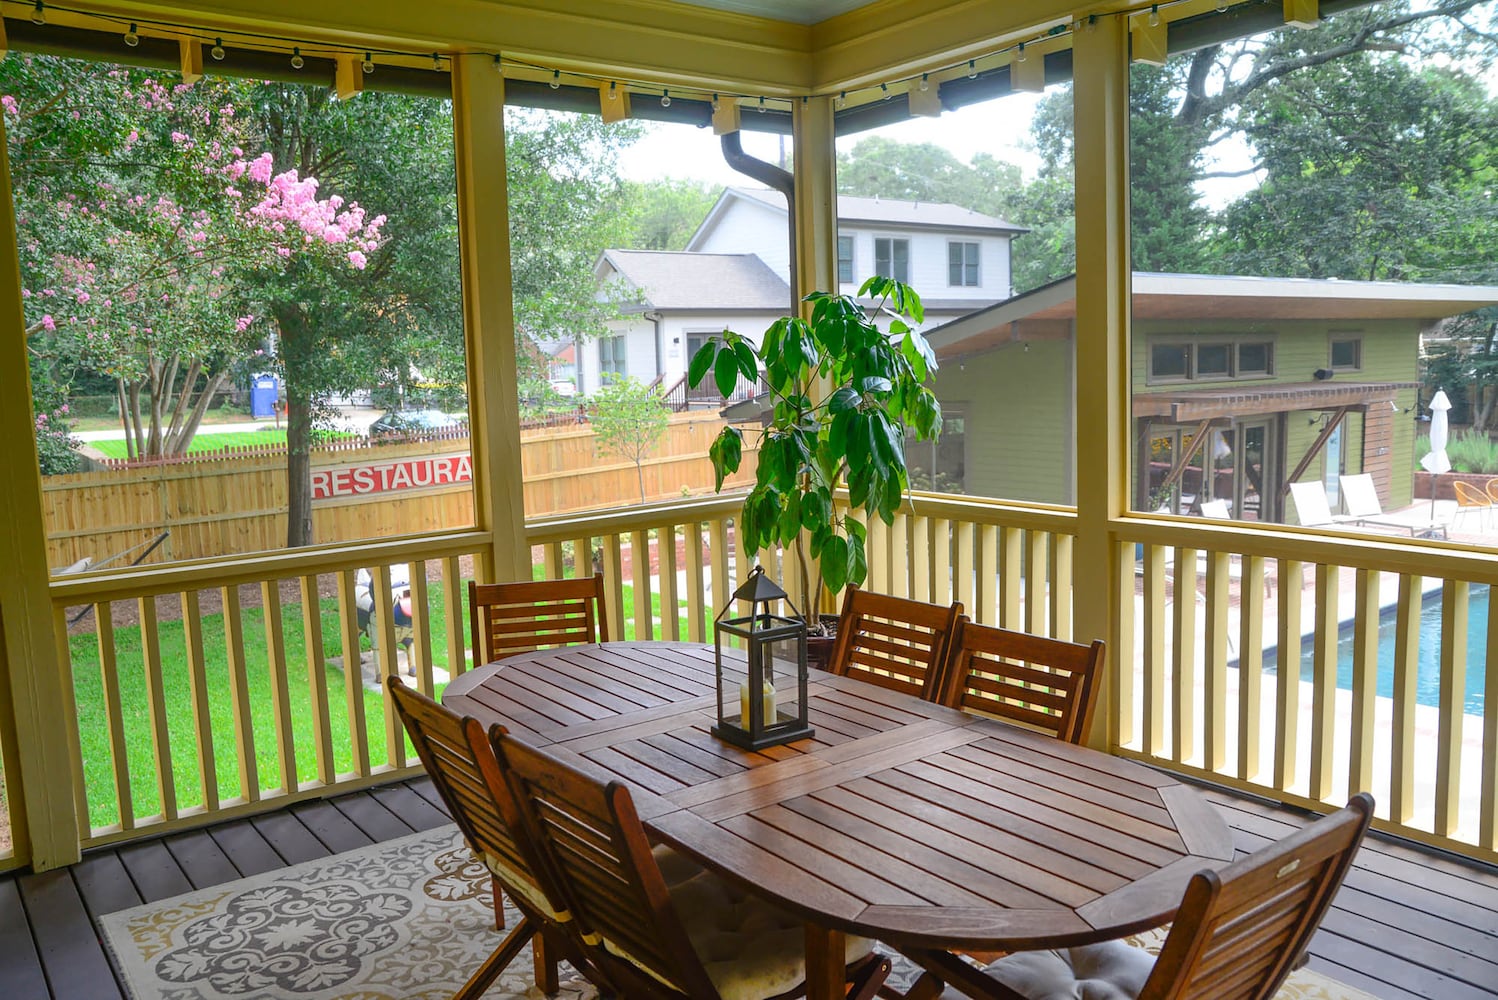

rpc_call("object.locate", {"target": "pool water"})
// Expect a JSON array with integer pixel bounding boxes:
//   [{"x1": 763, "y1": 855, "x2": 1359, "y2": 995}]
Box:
[{"x1": 1257, "y1": 584, "x2": 1488, "y2": 716}]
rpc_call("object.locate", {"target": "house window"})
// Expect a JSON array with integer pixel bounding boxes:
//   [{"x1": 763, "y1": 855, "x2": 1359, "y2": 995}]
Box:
[
  {"x1": 600, "y1": 335, "x2": 628, "y2": 379},
  {"x1": 906, "y1": 413, "x2": 966, "y2": 494},
  {"x1": 874, "y1": 237, "x2": 910, "y2": 283},
  {"x1": 837, "y1": 235, "x2": 854, "y2": 284},
  {"x1": 1330, "y1": 337, "x2": 1362, "y2": 371},
  {"x1": 1148, "y1": 338, "x2": 1275, "y2": 382},
  {"x1": 948, "y1": 241, "x2": 980, "y2": 286}
]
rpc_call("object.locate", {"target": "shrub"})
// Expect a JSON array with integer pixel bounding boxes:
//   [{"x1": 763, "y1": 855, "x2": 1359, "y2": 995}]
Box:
[{"x1": 1419, "y1": 429, "x2": 1498, "y2": 474}]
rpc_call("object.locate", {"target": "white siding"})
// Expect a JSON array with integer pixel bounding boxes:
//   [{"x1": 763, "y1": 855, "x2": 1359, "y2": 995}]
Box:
[
  {"x1": 842, "y1": 227, "x2": 1013, "y2": 300},
  {"x1": 691, "y1": 197, "x2": 792, "y2": 283},
  {"x1": 660, "y1": 310, "x2": 782, "y2": 379}
]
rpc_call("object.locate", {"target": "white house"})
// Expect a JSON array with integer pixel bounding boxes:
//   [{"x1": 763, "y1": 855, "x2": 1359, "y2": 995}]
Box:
[{"x1": 577, "y1": 187, "x2": 1027, "y2": 395}]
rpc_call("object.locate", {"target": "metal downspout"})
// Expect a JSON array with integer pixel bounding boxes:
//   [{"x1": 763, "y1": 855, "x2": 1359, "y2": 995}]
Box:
[{"x1": 720, "y1": 132, "x2": 797, "y2": 313}]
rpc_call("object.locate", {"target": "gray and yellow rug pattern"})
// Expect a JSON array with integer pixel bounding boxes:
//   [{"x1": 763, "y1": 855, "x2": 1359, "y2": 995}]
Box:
[{"x1": 98, "y1": 826, "x2": 1378, "y2": 1000}]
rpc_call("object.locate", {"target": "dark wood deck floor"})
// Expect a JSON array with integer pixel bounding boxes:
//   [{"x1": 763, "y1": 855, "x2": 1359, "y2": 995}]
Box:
[{"x1": 1, "y1": 777, "x2": 1494, "y2": 1000}]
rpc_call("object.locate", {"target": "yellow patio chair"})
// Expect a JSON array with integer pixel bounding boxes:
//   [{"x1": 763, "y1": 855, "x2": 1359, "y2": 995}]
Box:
[{"x1": 1452, "y1": 479, "x2": 1491, "y2": 531}]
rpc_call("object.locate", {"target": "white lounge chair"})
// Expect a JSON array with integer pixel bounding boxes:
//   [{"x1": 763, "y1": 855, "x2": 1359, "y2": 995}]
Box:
[
  {"x1": 1338, "y1": 473, "x2": 1448, "y2": 539},
  {"x1": 1287, "y1": 480, "x2": 1349, "y2": 528}
]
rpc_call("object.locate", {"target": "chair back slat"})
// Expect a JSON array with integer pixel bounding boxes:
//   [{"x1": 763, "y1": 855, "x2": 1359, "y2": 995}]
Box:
[
  {"x1": 386, "y1": 678, "x2": 537, "y2": 901},
  {"x1": 939, "y1": 617, "x2": 1104, "y2": 744},
  {"x1": 492, "y1": 733, "x2": 721, "y2": 1000},
  {"x1": 1139, "y1": 793, "x2": 1374, "y2": 1000},
  {"x1": 469, "y1": 574, "x2": 609, "y2": 664},
  {"x1": 826, "y1": 585, "x2": 963, "y2": 700}
]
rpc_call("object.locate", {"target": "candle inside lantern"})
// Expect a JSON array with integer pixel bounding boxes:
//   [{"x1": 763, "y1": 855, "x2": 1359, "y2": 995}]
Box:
[{"x1": 739, "y1": 679, "x2": 776, "y2": 724}]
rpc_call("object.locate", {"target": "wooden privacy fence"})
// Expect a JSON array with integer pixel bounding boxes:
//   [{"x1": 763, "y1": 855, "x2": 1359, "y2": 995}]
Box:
[{"x1": 43, "y1": 411, "x2": 757, "y2": 567}]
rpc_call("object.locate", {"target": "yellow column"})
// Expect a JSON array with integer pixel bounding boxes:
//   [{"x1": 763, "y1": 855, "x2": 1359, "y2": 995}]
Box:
[
  {"x1": 0, "y1": 113, "x2": 82, "y2": 869},
  {"x1": 1071, "y1": 15, "x2": 1132, "y2": 751},
  {"x1": 792, "y1": 96, "x2": 839, "y2": 305},
  {"x1": 451, "y1": 54, "x2": 530, "y2": 581}
]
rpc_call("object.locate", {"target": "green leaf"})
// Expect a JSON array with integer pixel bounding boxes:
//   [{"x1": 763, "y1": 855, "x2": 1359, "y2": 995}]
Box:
[
  {"x1": 707, "y1": 426, "x2": 743, "y2": 491},
  {"x1": 858, "y1": 376, "x2": 892, "y2": 395},
  {"x1": 733, "y1": 340, "x2": 760, "y2": 382},
  {"x1": 801, "y1": 489, "x2": 831, "y2": 531},
  {"x1": 828, "y1": 387, "x2": 861, "y2": 414},
  {"x1": 846, "y1": 530, "x2": 868, "y2": 588},
  {"x1": 714, "y1": 349, "x2": 741, "y2": 398},
  {"x1": 821, "y1": 534, "x2": 849, "y2": 594},
  {"x1": 688, "y1": 340, "x2": 717, "y2": 388},
  {"x1": 778, "y1": 490, "x2": 802, "y2": 542}
]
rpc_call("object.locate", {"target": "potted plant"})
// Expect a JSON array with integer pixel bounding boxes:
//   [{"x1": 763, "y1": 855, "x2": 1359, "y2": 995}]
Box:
[{"x1": 689, "y1": 276, "x2": 942, "y2": 660}]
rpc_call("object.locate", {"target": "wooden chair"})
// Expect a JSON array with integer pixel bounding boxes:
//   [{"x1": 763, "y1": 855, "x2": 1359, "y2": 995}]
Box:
[
  {"x1": 825, "y1": 585, "x2": 963, "y2": 701},
  {"x1": 468, "y1": 573, "x2": 609, "y2": 664},
  {"x1": 900, "y1": 793, "x2": 1375, "y2": 1000},
  {"x1": 490, "y1": 729, "x2": 892, "y2": 1000},
  {"x1": 938, "y1": 617, "x2": 1104, "y2": 745},
  {"x1": 386, "y1": 677, "x2": 571, "y2": 998}
]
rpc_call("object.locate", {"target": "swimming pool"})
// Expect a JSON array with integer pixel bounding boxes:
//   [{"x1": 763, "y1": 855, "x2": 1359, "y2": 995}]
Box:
[{"x1": 1257, "y1": 584, "x2": 1488, "y2": 716}]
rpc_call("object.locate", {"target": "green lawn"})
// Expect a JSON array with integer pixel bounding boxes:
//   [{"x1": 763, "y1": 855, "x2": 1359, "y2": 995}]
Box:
[
  {"x1": 87, "y1": 429, "x2": 290, "y2": 459},
  {"x1": 70, "y1": 575, "x2": 705, "y2": 829}
]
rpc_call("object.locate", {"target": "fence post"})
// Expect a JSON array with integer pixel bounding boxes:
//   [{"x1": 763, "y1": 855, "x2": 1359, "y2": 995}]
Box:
[{"x1": 0, "y1": 113, "x2": 82, "y2": 869}]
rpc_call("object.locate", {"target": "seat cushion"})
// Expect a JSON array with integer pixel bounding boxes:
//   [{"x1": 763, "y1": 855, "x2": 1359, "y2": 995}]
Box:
[
  {"x1": 946, "y1": 940, "x2": 1154, "y2": 999},
  {"x1": 609, "y1": 868, "x2": 872, "y2": 1000}
]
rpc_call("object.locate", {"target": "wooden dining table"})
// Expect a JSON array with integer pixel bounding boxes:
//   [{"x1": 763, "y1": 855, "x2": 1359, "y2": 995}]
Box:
[{"x1": 442, "y1": 640, "x2": 1235, "y2": 1000}]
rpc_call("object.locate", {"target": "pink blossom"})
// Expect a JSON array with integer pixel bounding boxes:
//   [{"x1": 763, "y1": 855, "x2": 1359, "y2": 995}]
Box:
[
  {"x1": 246, "y1": 153, "x2": 274, "y2": 185},
  {"x1": 347, "y1": 250, "x2": 367, "y2": 269},
  {"x1": 76, "y1": 291, "x2": 90, "y2": 304},
  {"x1": 126, "y1": 129, "x2": 139, "y2": 144},
  {"x1": 171, "y1": 131, "x2": 189, "y2": 145},
  {"x1": 70, "y1": 109, "x2": 80, "y2": 120},
  {"x1": 276, "y1": 246, "x2": 291, "y2": 258},
  {"x1": 59, "y1": 404, "x2": 69, "y2": 414},
  {"x1": 41, "y1": 314, "x2": 55, "y2": 331},
  {"x1": 1, "y1": 95, "x2": 17, "y2": 116},
  {"x1": 235, "y1": 315, "x2": 255, "y2": 332},
  {"x1": 20, "y1": 288, "x2": 29, "y2": 299}
]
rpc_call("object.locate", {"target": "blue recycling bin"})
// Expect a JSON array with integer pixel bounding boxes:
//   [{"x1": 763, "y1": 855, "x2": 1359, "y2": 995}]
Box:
[{"x1": 250, "y1": 375, "x2": 279, "y2": 418}]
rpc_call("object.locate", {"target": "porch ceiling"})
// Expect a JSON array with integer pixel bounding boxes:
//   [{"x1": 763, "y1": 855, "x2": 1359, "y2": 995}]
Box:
[{"x1": 1133, "y1": 380, "x2": 1417, "y2": 421}]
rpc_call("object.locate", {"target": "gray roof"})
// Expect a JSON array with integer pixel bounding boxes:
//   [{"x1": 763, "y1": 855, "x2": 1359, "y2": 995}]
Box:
[
  {"x1": 600, "y1": 249, "x2": 790, "y2": 311},
  {"x1": 728, "y1": 186, "x2": 1027, "y2": 233}
]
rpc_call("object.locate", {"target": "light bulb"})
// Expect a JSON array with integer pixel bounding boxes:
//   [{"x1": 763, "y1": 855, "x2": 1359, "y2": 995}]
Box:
[
  {"x1": 30, "y1": 1, "x2": 44, "y2": 26},
  {"x1": 1016, "y1": 43, "x2": 1027, "y2": 63},
  {"x1": 363, "y1": 52, "x2": 375, "y2": 74},
  {"x1": 290, "y1": 47, "x2": 304, "y2": 70},
  {"x1": 124, "y1": 23, "x2": 140, "y2": 47},
  {"x1": 1217, "y1": 0, "x2": 1228, "y2": 10},
  {"x1": 880, "y1": 83, "x2": 890, "y2": 100},
  {"x1": 1086, "y1": 14, "x2": 1098, "y2": 31},
  {"x1": 919, "y1": 74, "x2": 930, "y2": 92},
  {"x1": 549, "y1": 70, "x2": 561, "y2": 90},
  {"x1": 211, "y1": 38, "x2": 226, "y2": 61},
  {"x1": 835, "y1": 91, "x2": 846, "y2": 109},
  {"x1": 711, "y1": 94, "x2": 720, "y2": 112},
  {"x1": 607, "y1": 81, "x2": 618, "y2": 100},
  {"x1": 661, "y1": 89, "x2": 671, "y2": 107},
  {"x1": 967, "y1": 60, "x2": 977, "y2": 79},
  {"x1": 757, "y1": 96, "x2": 766, "y2": 113},
  {"x1": 431, "y1": 52, "x2": 441, "y2": 70},
  {"x1": 1148, "y1": 6, "x2": 1161, "y2": 26}
]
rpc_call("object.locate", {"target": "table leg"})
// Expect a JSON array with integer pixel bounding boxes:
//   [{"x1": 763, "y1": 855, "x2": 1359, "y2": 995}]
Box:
[{"x1": 804, "y1": 923, "x2": 845, "y2": 1000}]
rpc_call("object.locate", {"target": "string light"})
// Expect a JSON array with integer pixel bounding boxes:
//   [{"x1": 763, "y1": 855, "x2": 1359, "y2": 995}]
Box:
[
  {"x1": 835, "y1": 91, "x2": 846, "y2": 109},
  {"x1": 549, "y1": 70, "x2": 561, "y2": 90},
  {"x1": 757, "y1": 96, "x2": 766, "y2": 112},
  {"x1": 967, "y1": 59, "x2": 977, "y2": 79},
  {"x1": 919, "y1": 73, "x2": 930, "y2": 92},
  {"x1": 1087, "y1": 14, "x2": 1098, "y2": 31},
  {"x1": 1148, "y1": 5, "x2": 1161, "y2": 26},
  {"x1": 711, "y1": 93, "x2": 720, "y2": 112},
  {"x1": 290, "y1": 46, "x2": 304, "y2": 70},
  {"x1": 211, "y1": 38, "x2": 226, "y2": 61},
  {"x1": 661, "y1": 89, "x2": 671, "y2": 107},
  {"x1": 607, "y1": 81, "x2": 618, "y2": 100},
  {"x1": 30, "y1": 1, "x2": 44, "y2": 26},
  {"x1": 880, "y1": 83, "x2": 890, "y2": 100},
  {"x1": 123, "y1": 23, "x2": 140, "y2": 47},
  {"x1": 1016, "y1": 42, "x2": 1027, "y2": 63},
  {"x1": 431, "y1": 52, "x2": 441, "y2": 70},
  {"x1": 363, "y1": 52, "x2": 376, "y2": 74},
  {"x1": 1217, "y1": 0, "x2": 1229, "y2": 10}
]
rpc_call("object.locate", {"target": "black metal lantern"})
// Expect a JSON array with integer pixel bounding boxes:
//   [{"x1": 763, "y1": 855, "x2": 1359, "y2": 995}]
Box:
[{"x1": 712, "y1": 566, "x2": 813, "y2": 750}]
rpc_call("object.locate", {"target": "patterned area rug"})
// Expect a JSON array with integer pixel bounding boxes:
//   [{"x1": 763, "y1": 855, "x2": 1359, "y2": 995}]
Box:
[{"x1": 99, "y1": 826, "x2": 1379, "y2": 1000}]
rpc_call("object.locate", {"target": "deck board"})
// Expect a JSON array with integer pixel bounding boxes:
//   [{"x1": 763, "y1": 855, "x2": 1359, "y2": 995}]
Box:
[{"x1": 0, "y1": 776, "x2": 1492, "y2": 1000}]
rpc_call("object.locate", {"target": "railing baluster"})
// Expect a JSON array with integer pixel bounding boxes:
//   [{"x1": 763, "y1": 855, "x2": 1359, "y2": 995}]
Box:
[
  {"x1": 181, "y1": 591, "x2": 217, "y2": 812},
  {"x1": 1436, "y1": 579, "x2": 1468, "y2": 837},
  {"x1": 137, "y1": 596, "x2": 176, "y2": 821},
  {"x1": 709, "y1": 519, "x2": 730, "y2": 623},
  {"x1": 932, "y1": 518, "x2": 952, "y2": 606},
  {"x1": 602, "y1": 534, "x2": 625, "y2": 639},
  {"x1": 687, "y1": 521, "x2": 707, "y2": 641},
  {"x1": 631, "y1": 529, "x2": 653, "y2": 641},
  {"x1": 1274, "y1": 559, "x2": 1303, "y2": 793},
  {"x1": 956, "y1": 520, "x2": 976, "y2": 613},
  {"x1": 96, "y1": 605, "x2": 133, "y2": 829},
  {"x1": 571, "y1": 537, "x2": 590, "y2": 582},
  {"x1": 1310, "y1": 564, "x2": 1338, "y2": 803},
  {"x1": 1143, "y1": 544, "x2": 1167, "y2": 756},
  {"x1": 1051, "y1": 533, "x2": 1073, "y2": 642},
  {"x1": 1202, "y1": 550, "x2": 1230, "y2": 773},
  {"x1": 1171, "y1": 545, "x2": 1198, "y2": 765},
  {"x1": 999, "y1": 526, "x2": 1022, "y2": 629},
  {"x1": 659, "y1": 525, "x2": 680, "y2": 641},
  {"x1": 977, "y1": 524, "x2": 998, "y2": 625},
  {"x1": 372, "y1": 565, "x2": 404, "y2": 769},
  {"x1": 336, "y1": 570, "x2": 370, "y2": 778},
  {"x1": 443, "y1": 556, "x2": 467, "y2": 676},
  {"x1": 261, "y1": 581, "x2": 298, "y2": 795},
  {"x1": 543, "y1": 542, "x2": 564, "y2": 579},
  {"x1": 1027, "y1": 531, "x2": 1049, "y2": 641},
  {"x1": 222, "y1": 585, "x2": 258, "y2": 802},
  {"x1": 300, "y1": 576, "x2": 334, "y2": 787},
  {"x1": 408, "y1": 562, "x2": 435, "y2": 697},
  {"x1": 869, "y1": 516, "x2": 891, "y2": 595},
  {"x1": 910, "y1": 515, "x2": 931, "y2": 604},
  {"x1": 1237, "y1": 556, "x2": 1265, "y2": 782},
  {"x1": 1482, "y1": 585, "x2": 1498, "y2": 852},
  {"x1": 1348, "y1": 568, "x2": 1379, "y2": 800},
  {"x1": 1390, "y1": 574, "x2": 1420, "y2": 825},
  {"x1": 890, "y1": 512, "x2": 910, "y2": 598},
  {"x1": 1112, "y1": 538, "x2": 1135, "y2": 750}
]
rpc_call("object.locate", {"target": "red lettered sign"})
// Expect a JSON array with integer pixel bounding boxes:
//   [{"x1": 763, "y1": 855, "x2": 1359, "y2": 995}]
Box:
[{"x1": 311, "y1": 453, "x2": 472, "y2": 501}]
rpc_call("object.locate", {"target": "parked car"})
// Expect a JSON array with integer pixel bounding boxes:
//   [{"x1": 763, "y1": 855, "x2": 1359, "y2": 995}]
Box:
[{"x1": 368, "y1": 408, "x2": 465, "y2": 437}]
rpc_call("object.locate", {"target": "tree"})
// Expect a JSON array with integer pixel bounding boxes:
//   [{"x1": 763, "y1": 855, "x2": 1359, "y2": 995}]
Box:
[
  {"x1": 623, "y1": 177, "x2": 721, "y2": 250},
  {"x1": 591, "y1": 376, "x2": 670, "y2": 504}
]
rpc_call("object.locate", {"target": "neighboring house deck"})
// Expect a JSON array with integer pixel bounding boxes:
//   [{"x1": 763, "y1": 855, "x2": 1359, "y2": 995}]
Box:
[{"x1": 2, "y1": 775, "x2": 1493, "y2": 1000}]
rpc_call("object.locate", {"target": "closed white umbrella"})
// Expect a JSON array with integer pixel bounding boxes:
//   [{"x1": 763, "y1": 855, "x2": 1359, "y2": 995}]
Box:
[{"x1": 1421, "y1": 390, "x2": 1452, "y2": 517}]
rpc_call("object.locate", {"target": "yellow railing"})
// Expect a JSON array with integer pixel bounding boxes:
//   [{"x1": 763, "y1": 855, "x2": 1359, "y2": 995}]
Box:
[
  {"x1": 23, "y1": 492, "x2": 1495, "y2": 869},
  {"x1": 1117, "y1": 516, "x2": 1498, "y2": 865}
]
